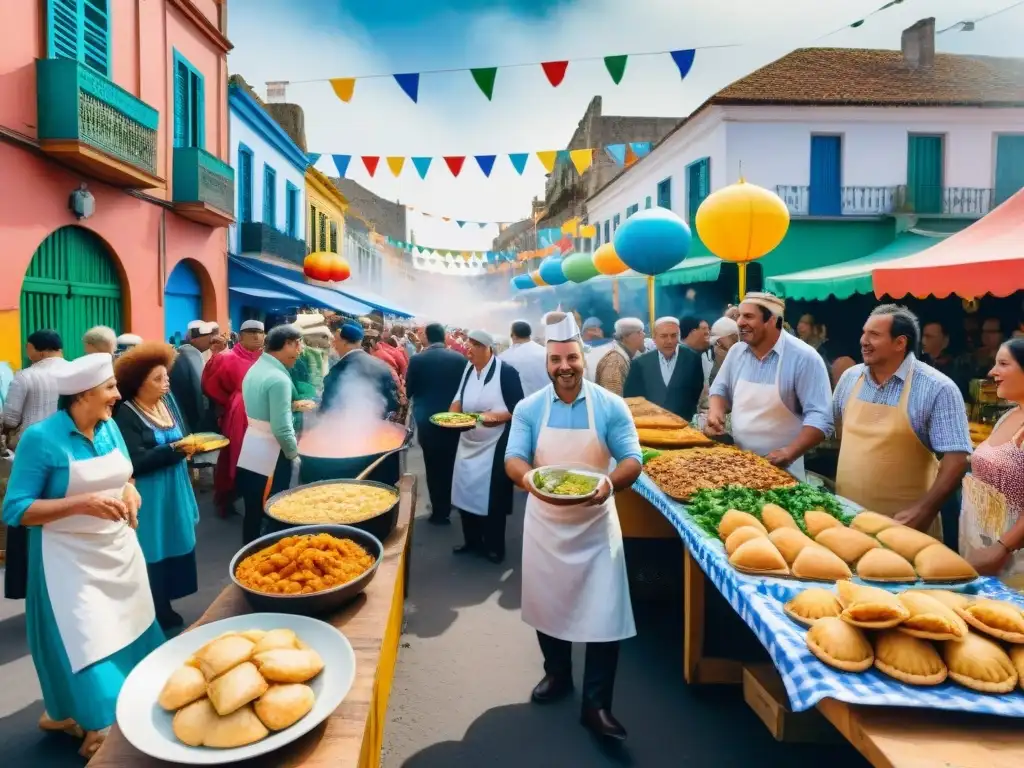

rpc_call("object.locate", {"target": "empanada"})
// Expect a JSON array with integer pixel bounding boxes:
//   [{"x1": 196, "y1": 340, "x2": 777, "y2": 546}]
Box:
[
  {"x1": 724, "y1": 525, "x2": 766, "y2": 557},
  {"x1": 1010, "y1": 646, "x2": 1024, "y2": 687},
  {"x1": 806, "y1": 617, "x2": 873, "y2": 672},
  {"x1": 784, "y1": 588, "x2": 843, "y2": 626},
  {"x1": 761, "y1": 504, "x2": 799, "y2": 532},
  {"x1": 815, "y1": 527, "x2": 880, "y2": 565},
  {"x1": 718, "y1": 509, "x2": 767, "y2": 541},
  {"x1": 158, "y1": 664, "x2": 208, "y2": 711},
  {"x1": 837, "y1": 581, "x2": 909, "y2": 629},
  {"x1": 255, "y1": 684, "x2": 316, "y2": 731},
  {"x1": 943, "y1": 632, "x2": 1018, "y2": 694},
  {"x1": 873, "y1": 630, "x2": 947, "y2": 686},
  {"x1": 914, "y1": 545, "x2": 978, "y2": 583},
  {"x1": 207, "y1": 661, "x2": 269, "y2": 716},
  {"x1": 915, "y1": 589, "x2": 970, "y2": 611},
  {"x1": 955, "y1": 599, "x2": 1024, "y2": 643},
  {"x1": 897, "y1": 591, "x2": 968, "y2": 641},
  {"x1": 253, "y1": 648, "x2": 326, "y2": 684},
  {"x1": 876, "y1": 526, "x2": 939, "y2": 561},
  {"x1": 850, "y1": 511, "x2": 899, "y2": 536},
  {"x1": 238, "y1": 629, "x2": 268, "y2": 644},
  {"x1": 804, "y1": 510, "x2": 844, "y2": 538},
  {"x1": 768, "y1": 528, "x2": 815, "y2": 565},
  {"x1": 855, "y1": 548, "x2": 917, "y2": 583},
  {"x1": 203, "y1": 704, "x2": 270, "y2": 748},
  {"x1": 193, "y1": 634, "x2": 256, "y2": 682},
  {"x1": 790, "y1": 545, "x2": 852, "y2": 582},
  {"x1": 173, "y1": 698, "x2": 219, "y2": 748},
  {"x1": 253, "y1": 628, "x2": 300, "y2": 654}
]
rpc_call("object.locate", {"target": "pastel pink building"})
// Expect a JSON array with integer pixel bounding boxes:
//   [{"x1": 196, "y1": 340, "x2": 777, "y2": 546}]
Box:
[{"x1": 0, "y1": 0, "x2": 234, "y2": 366}]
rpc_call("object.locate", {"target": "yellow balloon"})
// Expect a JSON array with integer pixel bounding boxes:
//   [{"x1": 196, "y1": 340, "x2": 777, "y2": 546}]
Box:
[
  {"x1": 531, "y1": 269, "x2": 547, "y2": 286},
  {"x1": 695, "y1": 178, "x2": 790, "y2": 263},
  {"x1": 592, "y1": 242, "x2": 628, "y2": 275}
]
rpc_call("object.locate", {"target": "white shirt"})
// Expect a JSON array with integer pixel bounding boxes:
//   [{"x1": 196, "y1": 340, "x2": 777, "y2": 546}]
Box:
[
  {"x1": 658, "y1": 349, "x2": 679, "y2": 387},
  {"x1": 3, "y1": 356, "x2": 67, "y2": 446},
  {"x1": 500, "y1": 340, "x2": 549, "y2": 398}
]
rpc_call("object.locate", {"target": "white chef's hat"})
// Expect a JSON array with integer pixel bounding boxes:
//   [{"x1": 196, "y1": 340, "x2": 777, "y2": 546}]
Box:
[
  {"x1": 240, "y1": 320, "x2": 265, "y2": 332},
  {"x1": 544, "y1": 311, "x2": 581, "y2": 343},
  {"x1": 54, "y1": 353, "x2": 114, "y2": 396}
]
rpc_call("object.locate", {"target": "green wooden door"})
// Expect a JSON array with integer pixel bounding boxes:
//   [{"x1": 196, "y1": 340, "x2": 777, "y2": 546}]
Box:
[
  {"x1": 20, "y1": 226, "x2": 122, "y2": 365},
  {"x1": 995, "y1": 135, "x2": 1024, "y2": 206},
  {"x1": 906, "y1": 135, "x2": 944, "y2": 214}
]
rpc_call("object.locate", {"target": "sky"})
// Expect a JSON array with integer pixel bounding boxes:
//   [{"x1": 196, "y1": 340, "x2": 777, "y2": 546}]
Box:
[{"x1": 227, "y1": 0, "x2": 1024, "y2": 254}]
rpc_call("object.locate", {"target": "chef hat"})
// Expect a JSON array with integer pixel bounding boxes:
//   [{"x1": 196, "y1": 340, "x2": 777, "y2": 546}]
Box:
[
  {"x1": 614, "y1": 317, "x2": 644, "y2": 336},
  {"x1": 339, "y1": 323, "x2": 364, "y2": 343},
  {"x1": 743, "y1": 291, "x2": 786, "y2": 317},
  {"x1": 240, "y1": 320, "x2": 265, "y2": 332},
  {"x1": 468, "y1": 329, "x2": 495, "y2": 347},
  {"x1": 709, "y1": 317, "x2": 740, "y2": 344},
  {"x1": 654, "y1": 316, "x2": 680, "y2": 329},
  {"x1": 54, "y1": 353, "x2": 114, "y2": 396},
  {"x1": 544, "y1": 312, "x2": 581, "y2": 343},
  {"x1": 116, "y1": 333, "x2": 142, "y2": 347}
]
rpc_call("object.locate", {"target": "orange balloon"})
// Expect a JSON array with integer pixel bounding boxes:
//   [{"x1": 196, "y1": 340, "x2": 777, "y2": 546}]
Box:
[
  {"x1": 304, "y1": 252, "x2": 332, "y2": 282},
  {"x1": 531, "y1": 270, "x2": 547, "y2": 286},
  {"x1": 327, "y1": 255, "x2": 350, "y2": 282},
  {"x1": 592, "y1": 242, "x2": 628, "y2": 275}
]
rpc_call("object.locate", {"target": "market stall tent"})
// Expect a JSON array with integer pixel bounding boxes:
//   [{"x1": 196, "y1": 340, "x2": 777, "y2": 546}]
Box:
[{"x1": 873, "y1": 188, "x2": 1024, "y2": 299}]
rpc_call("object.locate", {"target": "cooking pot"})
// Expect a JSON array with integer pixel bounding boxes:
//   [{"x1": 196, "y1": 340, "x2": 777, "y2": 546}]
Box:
[
  {"x1": 264, "y1": 479, "x2": 401, "y2": 542},
  {"x1": 298, "y1": 424, "x2": 413, "y2": 487}
]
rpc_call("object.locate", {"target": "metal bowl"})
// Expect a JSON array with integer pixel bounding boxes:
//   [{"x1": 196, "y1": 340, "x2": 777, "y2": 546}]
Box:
[
  {"x1": 229, "y1": 524, "x2": 383, "y2": 615},
  {"x1": 264, "y1": 479, "x2": 401, "y2": 542},
  {"x1": 298, "y1": 426, "x2": 413, "y2": 487}
]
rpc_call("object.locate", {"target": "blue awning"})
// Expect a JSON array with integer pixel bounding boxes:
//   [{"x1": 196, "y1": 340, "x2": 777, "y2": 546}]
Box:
[
  {"x1": 330, "y1": 284, "x2": 415, "y2": 318},
  {"x1": 229, "y1": 286, "x2": 297, "y2": 301},
  {"x1": 229, "y1": 257, "x2": 374, "y2": 316}
]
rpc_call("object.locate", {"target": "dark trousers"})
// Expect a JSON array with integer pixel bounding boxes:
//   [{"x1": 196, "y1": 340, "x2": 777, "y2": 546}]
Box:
[
  {"x1": 237, "y1": 452, "x2": 293, "y2": 545},
  {"x1": 460, "y1": 509, "x2": 507, "y2": 559},
  {"x1": 417, "y1": 421, "x2": 460, "y2": 520},
  {"x1": 537, "y1": 631, "x2": 620, "y2": 710}
]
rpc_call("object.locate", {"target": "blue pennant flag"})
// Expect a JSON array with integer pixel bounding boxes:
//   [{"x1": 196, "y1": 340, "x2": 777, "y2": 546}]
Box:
[
  {"x1": 604, "y1": 144, "x2": 626, "y2": 167},
  {"x1": 630, "y1": 142, "x2": 652, "y2": 158},
  {"x1": 670, "y1": 49, "x2": 696, "y2": 80},
  {"x1": 306, "y1": 152, "x2": 321, "y2": 166},
  {"x1": 475, "y1": 154, "x2": 497, "y2": 177},
  {"x1": 393, "y1": 72, "x2": 420, "y2": 102},
  {"x1": 555, "y1": 149, "x2": 570, "y2": 163},
  {"x1": 457, "y1": 221, "x2": 466, "y2": 228},
  {"x1": 412, "y1": 157, "x2": 432, "y2": 179},
  {"x1": 332, "y1": 154, "x2": 352, "y2": 177},
  {"x1": 478, "y1": 222, "x2": 488, "y2": 228},
  {"x1": 508, "y1": 153, "x2": 529, "y2": 175}
]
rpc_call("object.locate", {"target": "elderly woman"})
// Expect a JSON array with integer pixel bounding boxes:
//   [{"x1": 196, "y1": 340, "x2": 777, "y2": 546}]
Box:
[
  {"x1": 2, "y1": 354, "x2": 162, "y2": 758},
  {"x1": 113, "y1": 343, "x2": 200, "y2": 630}
]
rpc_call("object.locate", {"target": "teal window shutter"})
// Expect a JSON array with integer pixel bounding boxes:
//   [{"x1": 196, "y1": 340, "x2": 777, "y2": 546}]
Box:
[
  {"x1": 657, "y1": 178, "x2": 672, "y2": 209},
  {"x1": 285, "y1": 183, "x2": 299, "y2": 237},
  {"x1": 173, "y1": 51, "x2": 205, "y2": 149},
  {"x1": 48, "y1": 0, "x2": 110, "y2": 76},
  {"x1": 687, "y1": 158, "x2": 711, "y2": 222},
  {"x1": 645, "y1": 196, "x2": 652, "y2": 209},
  {"x1": 626, "y1": 203, "x2": 639, "y2": 218},
  {"x1": 173, "y1": 61, "x2": 188, "y2": 148},
  {"x1": 238, "y1": 148, "x2": 252, "y2": 223},
  {"x1": 82, "y1": 0, "x2": 109, "y2": 76},
  {"x1": 263, "y1": 165, "x2": 276, "y2": 228}
]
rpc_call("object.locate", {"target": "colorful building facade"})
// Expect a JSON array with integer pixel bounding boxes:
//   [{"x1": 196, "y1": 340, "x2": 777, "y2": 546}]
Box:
[
  {"x1": 305, "y1": 165, "x2": 348, "y2": 258},
  {"x1": 0, "y1": 0, "x2": 234, "y2": 364}
]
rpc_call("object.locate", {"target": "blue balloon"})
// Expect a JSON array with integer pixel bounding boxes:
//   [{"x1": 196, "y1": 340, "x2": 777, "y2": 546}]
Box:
[
  {"x1": 538, "y1": 256, "x2": 568, "y2": 286},
  {"x1": 613, "y1": 208, "x2": 691, "y2": 276},
  {"x1": 511, "y1": 274, "x2": 535, "y2": 290}
]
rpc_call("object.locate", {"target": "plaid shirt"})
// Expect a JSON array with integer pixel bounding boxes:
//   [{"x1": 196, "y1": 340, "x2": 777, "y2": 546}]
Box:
[{"x1": 2, "y1": 357, "x2": 67, "y2": 447}]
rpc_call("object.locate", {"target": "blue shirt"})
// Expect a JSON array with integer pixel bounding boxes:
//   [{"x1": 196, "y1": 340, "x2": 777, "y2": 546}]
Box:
[
  {"x1": 709, "y1": 332, "x2": 834, "y2": 435},
  {"x1": 505, "y1": 383, "x2": 642, "y2": 466},
  {"x1": 833, "y1": 353, "x2": 972, "y2": 455}
]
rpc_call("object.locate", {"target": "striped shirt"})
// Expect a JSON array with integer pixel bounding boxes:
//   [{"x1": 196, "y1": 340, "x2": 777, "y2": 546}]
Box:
[
  {"x1": 2, "y1": 357, "x2": 67, "y2": 447},
  {"x1": 833, "y1": 354, "x2": 972, "y2": 455}
]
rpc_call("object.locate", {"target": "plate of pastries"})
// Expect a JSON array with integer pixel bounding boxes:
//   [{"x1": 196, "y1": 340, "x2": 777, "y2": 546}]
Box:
[
  {"x1": 721, "y1": 507, "x2": 978, "y2": 585},
  {"x1": 787, "y1": 581, "x2": 1024, "y2": 694},
  {"x1": 116, "y1": 614, "x2": 356, "y2": 764}
]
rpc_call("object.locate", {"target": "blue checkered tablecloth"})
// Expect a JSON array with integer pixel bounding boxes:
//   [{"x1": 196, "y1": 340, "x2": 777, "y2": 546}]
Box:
[{"x1": 630, "y1": 474, "x2": 1024, "y2": 717}]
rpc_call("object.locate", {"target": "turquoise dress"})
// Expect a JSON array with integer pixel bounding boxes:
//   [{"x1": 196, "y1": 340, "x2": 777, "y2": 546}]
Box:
[{"x1": 2, "y1": 411, "x2": 165, "y2": 732}]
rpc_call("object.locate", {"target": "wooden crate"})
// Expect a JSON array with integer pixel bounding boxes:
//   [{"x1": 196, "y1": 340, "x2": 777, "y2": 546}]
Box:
[{"x1": 743, "y1": 664, "x2": 841, "y2": 744}]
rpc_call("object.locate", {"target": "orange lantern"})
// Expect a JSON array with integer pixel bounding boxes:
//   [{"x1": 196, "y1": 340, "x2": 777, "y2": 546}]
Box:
[
  {"x1": 304, "y1": 252, "x2": 331, "y2": 282},
  {"x1": 327, "y1": 255, "x2": 351, "y2": 282},
  {"x1": 592, "y1": 242, "x2": 628, "y2": 275}
]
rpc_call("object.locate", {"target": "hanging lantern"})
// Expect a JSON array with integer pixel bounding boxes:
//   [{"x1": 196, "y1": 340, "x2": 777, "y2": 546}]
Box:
[
  {"x1": 304, "y1": 252, "x2": 332, "y2": 282},
  {"x1": 530, "y1": 270, "x2": 547, "y2": 286},
  {"x1": 538, "y1": 256, "x2": 568, "y2": 286},
  {"x1": 613, "y1": 207, "x2": 691, "y2": 276},
  {"x1": 561, "y1": 251, "x2": 600, "y2": 283},
  {"x1": 592, "y1": 242, "x2": 628, "y2": 275},
  {"x1": 327, "y1": 254, "x2": 350, "y2": 282}
]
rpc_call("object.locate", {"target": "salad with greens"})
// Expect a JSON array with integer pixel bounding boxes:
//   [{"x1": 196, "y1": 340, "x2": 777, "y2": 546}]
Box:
[
  {"x1": 532, "y1": 469, "x2": 601, "y2": 497},
  {"x1": 686, "y1": 484, "x2": 850, "y2": 537}
]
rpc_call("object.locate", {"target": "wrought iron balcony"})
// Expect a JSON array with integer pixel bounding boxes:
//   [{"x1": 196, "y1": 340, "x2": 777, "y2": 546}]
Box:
[
  {"x1": 895, "y1": 185, "x2": 993, "y2": 217},
  {"x1": 239, "y1": 222, "x2": 307, "y2": 266},
  {"x1": 35, "y1": 58, "x2": 161, "y2": 188},
  {"x1": 172, "y1": 147, "x2": 235, "y2": 227},
  {"x1": 775, "y1": 185, "x2": 897, "y2": 216}
]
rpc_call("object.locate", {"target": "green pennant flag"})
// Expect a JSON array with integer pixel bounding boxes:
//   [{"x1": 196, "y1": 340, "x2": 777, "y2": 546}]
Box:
[
  {"x1": 604, "y1": 55, "x2": 628, "y2": 85},
  {"x1": 471, "y1": 67, "x2": 498, "y2": 100}
]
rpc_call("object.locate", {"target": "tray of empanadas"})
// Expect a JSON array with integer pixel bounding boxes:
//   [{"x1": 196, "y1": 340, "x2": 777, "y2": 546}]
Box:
[{"x1": 116, "y1": 614, "x2": 356, "y2": 764}]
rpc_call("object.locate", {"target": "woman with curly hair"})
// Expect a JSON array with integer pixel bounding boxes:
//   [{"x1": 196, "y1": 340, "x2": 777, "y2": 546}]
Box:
[{"x1": 113, "y1": 342, "x2": 200, "y2": 631}]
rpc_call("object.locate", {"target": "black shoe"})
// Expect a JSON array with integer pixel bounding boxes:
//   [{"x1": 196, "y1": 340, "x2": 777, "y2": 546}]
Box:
[
  {"x1": 453, "y1": 544, "x2": 477, "y2": 555},
  {"x1": 580, "y1": 708, "x2": 627, "y2": 741},
  {"x1": 531, "y1": 674, "x2": 573, "y2": 704},
  {"x1": 485, "y1": 551, "x2": 505, "y2": 564},
  {"x1": 157, "y1": 609, "x2": 184, "y2": 631},
  {"x1": 427, "y1": 515, "x2": 451, "y2": 526}
]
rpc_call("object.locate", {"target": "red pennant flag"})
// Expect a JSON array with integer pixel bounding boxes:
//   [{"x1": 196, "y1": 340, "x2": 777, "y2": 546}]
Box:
[
  {"x1": 362, "y1": 156, "x2": 380, "y2": 176},
  {"x1": 541, "y1": 61, "x2": 569, "y2": 87},
  {"x1": 444, "y1": 156, "x2": 466, "y2": 177}
]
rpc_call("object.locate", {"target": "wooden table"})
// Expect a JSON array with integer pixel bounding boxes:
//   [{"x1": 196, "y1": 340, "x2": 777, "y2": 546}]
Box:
[{"x1": 89, "y1": 474, "x2": 418, "y2": 768}]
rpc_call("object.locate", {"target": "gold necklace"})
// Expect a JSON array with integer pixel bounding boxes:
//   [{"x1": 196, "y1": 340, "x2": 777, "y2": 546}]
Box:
[{"x1": 135, "y1": 398, "x2": 173, "y2": 429}]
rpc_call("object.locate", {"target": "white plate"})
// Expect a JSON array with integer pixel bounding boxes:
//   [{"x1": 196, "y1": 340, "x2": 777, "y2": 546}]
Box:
[
  {"x1": 116, "y1": 613, "x2": 356, "y2": 765},
  {"x1": 525, "y1": 465, "x2": 608, "y2": 503}
]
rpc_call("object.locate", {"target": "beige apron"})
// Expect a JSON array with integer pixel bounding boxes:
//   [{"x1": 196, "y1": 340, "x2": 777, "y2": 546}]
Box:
[
  {"x1": 41, "y1": 449, "x2": 155, "y2": 673},
  {"x1": 836, "y1": 368, "x2": 942, "y2": 539}
]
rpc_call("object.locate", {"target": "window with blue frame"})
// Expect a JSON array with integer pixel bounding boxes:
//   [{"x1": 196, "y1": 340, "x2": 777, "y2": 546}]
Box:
[
  {"x1": 687, "y1": 158, "x2": 711, "y2": 223},
  {"x1": 613, "y1": 214, "x2": 621, "y2": 231},
  {"x1": 173, "y1": 50, "x2": 205, "y2": 149},
  {"x1": 47, "y1": 0, "x2": 110, "y2": 76},
  {"x1": 263, "y1": 165, "x2": 277, "y2": 228},
  {"x1": 657, "y1": 177, "x2": 672, "y2": 209},
  {"x1": 238, "y1": 146, "x2": 254, "y2": 224},
  {"x1": 626, "y1": 204, "x2": 638, "y2": 218},
  {"x1": 594, "y1": 223, "x2": 601, "y2": 247},
  {"x1": 645, "y1": 197, "x2": 652, "y2": 209},
  {"x1": 285, "y1": 183, "x2": 300, "y2": 238},
  {"x1": 604, "y1": 220, "x2": 610, "y2": 243}
]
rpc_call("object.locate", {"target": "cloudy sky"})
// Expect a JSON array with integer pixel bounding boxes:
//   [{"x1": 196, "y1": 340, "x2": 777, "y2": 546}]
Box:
[{"x1": 228, "y1": 0, "x2": 1024, "y2": 251}]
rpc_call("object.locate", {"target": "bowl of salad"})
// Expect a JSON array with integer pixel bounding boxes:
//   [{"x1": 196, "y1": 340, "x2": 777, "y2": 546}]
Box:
[
  {"x1": 524, "y1": 465, "x2": 608, "y2": 505},
  {"x1": 429, "y1": 412, "x2": 480, "y2": 431}
]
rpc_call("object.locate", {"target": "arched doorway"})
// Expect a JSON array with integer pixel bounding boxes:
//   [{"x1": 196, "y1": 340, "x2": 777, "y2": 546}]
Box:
[
  {"x1": 164, "y1": 261, "x2": 204, "y2": 345},
  {"x1": 20, "y1": 226, "x2": 123, "y2": 364}
]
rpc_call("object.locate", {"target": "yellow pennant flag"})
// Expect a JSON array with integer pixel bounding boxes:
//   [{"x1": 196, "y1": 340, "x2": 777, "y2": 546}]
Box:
[
  {"x1": 570, "y1": 148, "x2": 593, "y2": 175},
  {"x1": 580, "y1": 224, "x2": 597, "y2": 238},
  {"x1": 561, "y1": 217, "x2": 580, "y2": 236},
  {"x1": 386, "y1": 156, "x2": 405, "y2": 177},
  {"x1": 329, "y1": 77, "x2": 356, "y2": 103},
  {"x1": 536, "y1": 150, "x2": 558, "y2": 173}
]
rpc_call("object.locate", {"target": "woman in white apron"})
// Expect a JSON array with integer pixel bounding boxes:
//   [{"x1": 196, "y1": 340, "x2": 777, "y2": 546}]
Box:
[
  {"x1": 1, "y1": 354, "x2": 162, "y2": 759},
  {"x1": 450, "y1": 330, "x2": 525, "y2": 563}
]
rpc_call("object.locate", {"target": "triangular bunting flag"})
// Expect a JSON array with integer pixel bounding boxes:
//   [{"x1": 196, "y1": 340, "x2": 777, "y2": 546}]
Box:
[
  {"x1": 470, "y1": 67, "x2": 498, "y2": 100},
  {"x1": 555, "y1": 149, "x2": 570, "y2": 163},
  {"x1": 475, "y1": 154, "x2": 496, "y2": 177},
  {"x1": 457, "y1": 221, "x2": 466, "y2": 228},
  {"x1": 329, "y1": 77, "x2": 356, "y2": 103},
  {"x1": 332, "y1": 154, "x2": 352, "y2": 177},
  {"x1": 670, "y1": 49, "x2": 696, "y2": 80},
  {"x1": 478, "y1": 222, "x2": 488, "y2": 228},
  {"x1": 393, "y1": 73, "x2": 420, "y2": 102},
  {"x1": 630, "y1": 142, "x2": 652, "y2": 158},
  {"x1": 536, "y1": 150, "x2": 558, "y2": 173},
  {"x1": 508, "y1": 153, "x2": 529, "y2": 175},
  {"x1": 362, "y1": 156, "x2": 380, "y2": 176},
  {"x1": 441, "y1": 217, "x2": 451, "y2": 223},
  {"x1": 306, "y1": 152, "x2": 321, "y2": 166},
  {"x1": 386, "y1": 156, "x2": 406, "y2": 177},
  {"x1": 604, "y1": 144, "x2": 626, "y2": 167},
  {"x1": 604, "y1": 55, "x2": 628, "y2": 85},
  {"x1": 444, "y1": 156, "x2": 466, "y2": 177},
  {"x1": 569, "y1": 149, "x2": 593, "y2": 175},
  {"x1": 541, "y1": 61, "x2": 569, "y2": 87},
  {"x1": 412, "y1": 156, "x2": 432, "y2": 179},
  {"x1": 624, "y1": 145, "x2": 638, "y2": 167}
]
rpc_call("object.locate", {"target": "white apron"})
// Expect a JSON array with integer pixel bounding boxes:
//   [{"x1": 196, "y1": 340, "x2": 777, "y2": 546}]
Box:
[
  {"x1": 451, "y1": 358, "x2": 508, "y2": 517},
  {"x1": 521, "y1": 381, "x2": 636, "y2": 643},
  {"x1": 236, "y1": 418, "x2": 281, "y2": 477},
  {"x1": 41, "y1": 449, "x2": 155, "y2": 673},
  {"x1": 730, "y1": 341, "x2": 806, "y2": 481}
]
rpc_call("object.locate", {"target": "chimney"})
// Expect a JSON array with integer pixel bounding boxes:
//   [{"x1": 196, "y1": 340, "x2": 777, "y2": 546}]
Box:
[
  {"x1": 901, "y1": 18, "x2": 935, "y2": 70},
  {"x1": 266, "y1": 81, "x2": 289, "y2": 103}
]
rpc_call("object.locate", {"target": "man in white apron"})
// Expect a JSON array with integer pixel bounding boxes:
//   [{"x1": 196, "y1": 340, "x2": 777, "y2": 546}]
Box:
[
  {"x1": 236, "y1": 324, "x2": 304, "y2": 544},
  {"x1": 706, "y1": 293, "x2": 833, "y2": 480},
  {"x1": 505, "y1": 312, "x2": 643, "y2": 742}
]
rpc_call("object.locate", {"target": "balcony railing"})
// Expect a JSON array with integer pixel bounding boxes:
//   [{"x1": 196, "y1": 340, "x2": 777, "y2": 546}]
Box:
[
  {"x1": 35, "y1": 58, "x2": 161, "y2": 188},
  {"x1": 239, "y1": 222, "x2": 307, "y2": 266},
  {"x1": 895, "y1": 185, "x2": 993, "y2": 217},
  {"x1": 775, "y1": 185, "x2": 897, "y2": 216},
  {"x1": 172, "y1": 147, "x2": 235, "y2": 226}
]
